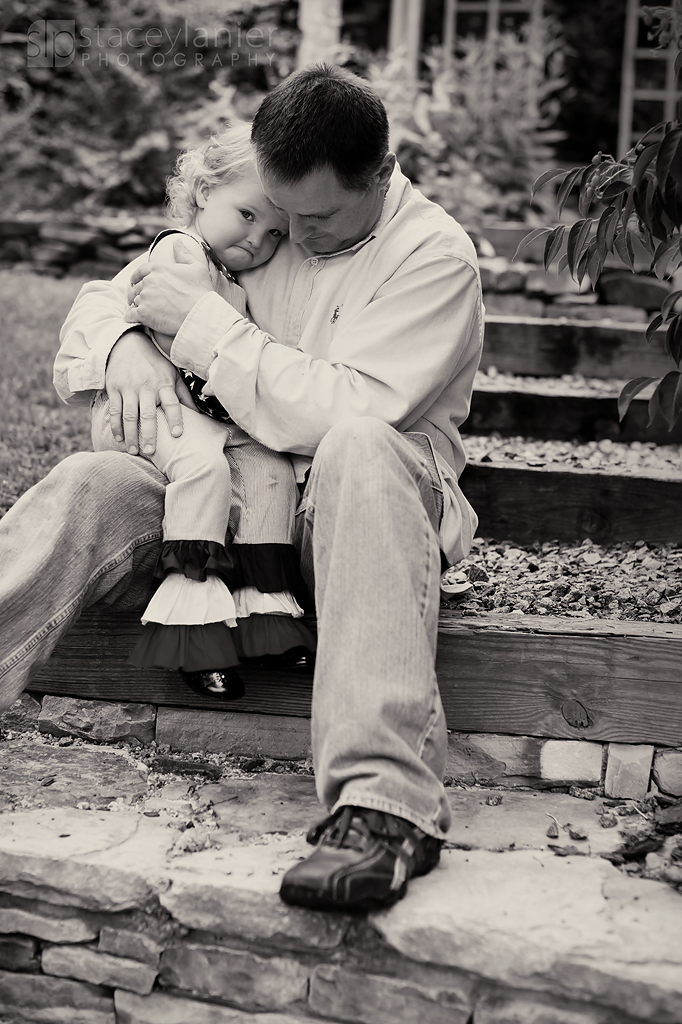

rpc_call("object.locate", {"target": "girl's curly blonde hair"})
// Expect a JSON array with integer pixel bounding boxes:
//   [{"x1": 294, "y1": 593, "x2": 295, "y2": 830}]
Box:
[{"x1": 166, "y1": 121, "x2": 257, "y2": 226}]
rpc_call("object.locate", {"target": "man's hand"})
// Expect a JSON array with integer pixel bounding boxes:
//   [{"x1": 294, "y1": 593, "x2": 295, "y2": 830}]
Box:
[
  {"x1": 125, "y1": 238, "x2": 213, "y2": 335},
  {"x1": 105, "y1": 330, "x2": 197, "y2": 455}
]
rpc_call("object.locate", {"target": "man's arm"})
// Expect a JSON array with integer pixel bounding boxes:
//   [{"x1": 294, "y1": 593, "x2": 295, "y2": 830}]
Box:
[
  {"x1": 169, "y1": 253, "x2": 482, "y2": 454},
  {"x1": 55, "y1": 253, "x2": 199, "y2": 454}
]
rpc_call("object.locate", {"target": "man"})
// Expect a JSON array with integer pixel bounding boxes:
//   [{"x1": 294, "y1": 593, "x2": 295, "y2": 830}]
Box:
[{"x1": 0, "y1": 63, "x2": 482, "y2": 912}]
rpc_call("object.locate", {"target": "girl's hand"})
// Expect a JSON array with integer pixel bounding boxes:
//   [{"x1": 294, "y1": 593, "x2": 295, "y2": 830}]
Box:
[{"x1": 105, "y1": 331, "x2": 196, "y2": 455}]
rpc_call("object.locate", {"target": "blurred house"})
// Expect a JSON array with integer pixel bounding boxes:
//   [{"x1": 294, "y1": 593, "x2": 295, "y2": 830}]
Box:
[{"x1": 298, "y1": 0, "x2": 682, "y2": 162}]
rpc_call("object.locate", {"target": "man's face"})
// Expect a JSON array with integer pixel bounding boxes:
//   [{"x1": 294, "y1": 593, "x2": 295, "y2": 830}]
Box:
[{"x1": 258, "y1": 163, "x2": 390, "y2": 254}]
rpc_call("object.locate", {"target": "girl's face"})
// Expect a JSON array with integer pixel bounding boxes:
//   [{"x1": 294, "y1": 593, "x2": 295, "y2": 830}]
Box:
[{"x1": 194, "y1": 176, "x2": 289, "y2": 271}]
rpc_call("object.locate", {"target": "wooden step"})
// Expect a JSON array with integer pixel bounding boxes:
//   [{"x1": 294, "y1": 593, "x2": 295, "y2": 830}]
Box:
[
  {"x1": 458, "y1": 461, "x2": 682, "y2": 544},
  {"x1": 482, "y1": 316, "x2": 674, "y2": 379},
  {"x1": 464, "y1": 388, "x2": 682, "y2": 444},
  {"x1": 29, "y1": 608, "x2": 682, "y2": 747}
]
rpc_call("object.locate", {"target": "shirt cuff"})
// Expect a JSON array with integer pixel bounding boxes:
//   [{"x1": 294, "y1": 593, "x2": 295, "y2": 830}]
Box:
[{"x1": 171, "y1": 291, "x2": 244, "y2": 379}]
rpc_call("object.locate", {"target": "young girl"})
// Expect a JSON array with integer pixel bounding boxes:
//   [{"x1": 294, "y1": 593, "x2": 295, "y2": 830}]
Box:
[{"x1": 91, "y1": 123, "x2": 315, "y2": 701}]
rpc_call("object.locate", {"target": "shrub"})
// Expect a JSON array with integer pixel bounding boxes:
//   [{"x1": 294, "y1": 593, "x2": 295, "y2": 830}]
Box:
[{"x1": 368, "y1": 18, "x2": 568, "y2": 228}]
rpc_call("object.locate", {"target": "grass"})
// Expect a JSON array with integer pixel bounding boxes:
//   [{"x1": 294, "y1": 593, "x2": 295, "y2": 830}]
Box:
[{"x1": 0, "y1": 269, "x2": 93, "y2": 517}]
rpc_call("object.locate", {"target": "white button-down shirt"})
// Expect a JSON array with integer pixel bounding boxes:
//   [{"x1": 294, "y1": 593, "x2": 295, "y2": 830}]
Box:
[{"x1": 55, "y1": 167, "x2": 484, "y2": 563}]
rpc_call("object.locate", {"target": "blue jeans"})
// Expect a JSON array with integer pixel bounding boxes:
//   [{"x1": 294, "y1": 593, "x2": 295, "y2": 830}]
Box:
[{"x1": 0, "y1": 417, "x2": 451, "y2": 836}]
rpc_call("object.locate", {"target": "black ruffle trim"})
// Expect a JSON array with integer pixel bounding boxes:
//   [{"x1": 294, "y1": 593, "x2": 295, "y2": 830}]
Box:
[
  {"x1": 232, "y1": 615, "x2": 317, "y2": 659},
  {"x1": 129, "y1": 622, "x2": 240, "y2": 672},
  {"x1": 231, "y1": 544, "x2": 309, "y2": 607},
  {"x1": 154, "y1": 540, "x2": 310, "y2": 607},
  {"x1": 154, "y1": 540, "x2": 234, "y2": 583}
]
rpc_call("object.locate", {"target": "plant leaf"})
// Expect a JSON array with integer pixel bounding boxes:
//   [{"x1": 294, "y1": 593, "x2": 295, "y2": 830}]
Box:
[
  {"x1": 650, "y1": 370, "x2": 682, "y2": 428},
  {"x1": 555, "y1": 165, "x2": 586, "y2": 218},
  {"x1": 669, "y1": 129, "x2": 682, "y2": 191},
  {"x1": 576, "y1": 240, "x2": 595, "y2": 287},
  {"x1": 511, "y1": 227, "x2": 553, "y2": 262},
  {"x1": 662, "y1": 288, "x2": 682, "y2": 321},
  {"x1": 586, "y1": 244, "x2": 603, "y2": 290},
  {"x1": 530, "y1": 168, "x2": 566, "y2": 202},
  {"x1": 567, "y1": 218, "x2": 593, "y2": 278},
  {"x1": 618, "y1": 376, "x2": 659, "y2": 420},
  {"x1": 653, "y1": 239, "x2": 682, "y2": 279},
  {"x1": 675, "y1": 49, "x2": 682, "y2": 77},
  {"x1": 543, "y1": 224, "x2": 566, "y2": 269},
  {"x1": 669, "y1": 315, "x2": 682, "y2": 367},
  {"x1": 633, "y1": 141, "x2": 660, "y2": 189},
  {"x1": 596, "y1": 206, "x2": 618, "y2": 262},
  {"x1": 647, "y1": 312, "x2": 664, "y2": 343},
  {"x1": 557, "y1": 252, "x2": 569, "y2": 275},
  {"x1": 613, "y1": 228, "x2": 636, "y2": 271},
  {"x1": 656, "y1": 127, "x2": 682, "y2": 194}
]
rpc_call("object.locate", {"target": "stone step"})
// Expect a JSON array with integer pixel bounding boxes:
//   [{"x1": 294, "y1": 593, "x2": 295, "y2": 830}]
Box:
[
  {"x1": 482, "y1": 315, "x2": 675, "y2": 379},
  {"x1": 0, "y1": 760, "x2": 679, "y2": 1024},
  {"x1": 459, "y1": 459, "x2": 682, "y2": 544},
  {"x1": 28, "y1": 608, "x2": 682, "y2": 748},
  {"x1": 464, "y1": 387, "x2": 682, "y2": 444}
]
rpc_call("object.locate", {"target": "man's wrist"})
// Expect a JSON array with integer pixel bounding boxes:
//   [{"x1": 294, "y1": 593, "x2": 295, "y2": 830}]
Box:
[{"x1": 171, "y1": 292, "x2": 243, "y2": 378}]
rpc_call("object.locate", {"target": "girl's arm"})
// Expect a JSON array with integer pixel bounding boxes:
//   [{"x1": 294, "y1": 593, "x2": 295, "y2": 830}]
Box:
[{"x1": 146, "y1": 233, "x2": 210, "y2": 357}]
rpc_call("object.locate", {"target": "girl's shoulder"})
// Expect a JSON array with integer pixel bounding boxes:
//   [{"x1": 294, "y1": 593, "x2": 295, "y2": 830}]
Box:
[{"x1": 149, "y1": 228, "x2": 206, "y2": 265}]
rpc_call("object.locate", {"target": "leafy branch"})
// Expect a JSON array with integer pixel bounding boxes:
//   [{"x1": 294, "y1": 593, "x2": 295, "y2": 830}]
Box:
[{"x1": 515, "y1": 117, "x2": 682, "y2": 430}]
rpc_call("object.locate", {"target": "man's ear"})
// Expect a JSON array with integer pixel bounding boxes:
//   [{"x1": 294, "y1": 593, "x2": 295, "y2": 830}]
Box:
[
  {"x1": 196, "y1": 181, "x2": 210, "y2": 209},
  {"x1": 376, "y1": 152, "x2": 396, "y2": 191}
]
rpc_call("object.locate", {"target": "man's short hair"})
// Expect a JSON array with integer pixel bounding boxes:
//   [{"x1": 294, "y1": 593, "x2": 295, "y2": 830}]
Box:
[{"x1": 251, "y1": 63, "x2": 390, "y2": 193}]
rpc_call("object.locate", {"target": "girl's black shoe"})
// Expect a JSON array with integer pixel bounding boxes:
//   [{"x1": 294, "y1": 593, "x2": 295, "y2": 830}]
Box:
[{"x1": 179, "y1": 668, "x2": 245, "y2": 701}]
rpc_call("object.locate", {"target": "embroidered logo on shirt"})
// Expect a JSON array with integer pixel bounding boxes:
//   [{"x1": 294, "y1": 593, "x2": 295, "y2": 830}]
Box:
[{"x1": 330, "y1": 305, "x2": 341, "y2": 324}]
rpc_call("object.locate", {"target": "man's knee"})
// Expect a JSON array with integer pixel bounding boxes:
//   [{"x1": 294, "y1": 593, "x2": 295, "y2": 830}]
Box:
[{"x1": 316, "y1": 417, "x2": 396, "y2": 465}]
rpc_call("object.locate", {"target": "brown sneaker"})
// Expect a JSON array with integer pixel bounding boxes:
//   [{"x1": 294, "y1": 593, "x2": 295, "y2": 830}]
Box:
[{"x1": 279, "y1": 805, "x2": 442, "y2": 912}]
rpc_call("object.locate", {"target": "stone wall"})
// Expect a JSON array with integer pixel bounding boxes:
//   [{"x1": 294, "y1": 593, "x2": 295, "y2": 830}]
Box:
[
  {"x1": 0, "y1": 216, "x2": 673, "y2": 327},
  {"x1": 4, "y1": 693, "x2": 682, "y2": 802},
  {"x1": 0, "y1": 880, "x2": 650, "y2": 1024}
]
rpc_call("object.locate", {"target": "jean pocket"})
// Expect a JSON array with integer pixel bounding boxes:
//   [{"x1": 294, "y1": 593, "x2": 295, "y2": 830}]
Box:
[{"x1": 403, "y1": 431, "x2": 444, "y2": 528}]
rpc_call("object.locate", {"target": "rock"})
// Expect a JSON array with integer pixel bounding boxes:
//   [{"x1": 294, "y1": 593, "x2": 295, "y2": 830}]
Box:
[
  {"x1": 474, "y1": 986, "x2": 641, "y2": 1024},
  {"x1": 655, "y1": 803, "x2": 682, "y2": 836},
  {"x1": 543, "y1": 303, "x2": 647, "y2": 323},
  {"x1": 159, "y1": 943, "x2": 309, "y2": 1011},
  {"x1": 370, "y1": 850, "x2": 682, "y2": 1023},
  {"x1": 598, "y1": 271, "x2": 670, "y2": 310},
  {"x1": 539, "y1": 740, "x2": 603, "y2": 785},
  {"x1": 446, "y1": 733, "x2": 545, "y2": 787},
  {"x1": 39, "y1": 223, "x2": 99, "y2": 246},
  {"x1": 653, "y1": 749, "x2": 682, "y2": 797},
  {"x1": 0, "y1": 693, "x2": 41, "y2": 732},
  {"x1": 42, "y1": 944, "x2": 157, "y2": 996},
  {"x1": 0, "y1": 901, "x2": 98, "y2": 943},
  {"x1": 483, "y1": 294, "x2": 545, "y2": 317},
  {"x1": 115, "y1": 988, "x2": 308, "y2": 1023},
  {"x1": 98, "y1": 927, "x2": 163, "y2": 969},
  {"x1": 0, "y1": 969, "x2": 114, "y2": 1023},
  {"x1": 0, "y1": 807, "x2": 169, "y2": 911},
  {"x1": 496, "y1": 266, "x2": 530, "y2": 293},
  {"x1": 604, "y1": 744, "x2": 654, "y2": 800},
  {"x1": 0, "y1": 737, "x2": 147, "y2": 808},
  {"x1": 309, "y1": 965, "x2": 473, "y2": 1024},
  {"x1": 155, "y1": 708, "x2": 311, "y2": 759},
  {"x1": 0, "y1": 934, "x2": 40, "y2": 973},
  {"x1": 39, "y1": 697, "x2": 156, "y2": 744},
  {"x1": 160, "y1": 876, "x2": 348, "y2": 950},
  {"x1": 201, "y1": 774, "x2": 319, "y2": 838}
]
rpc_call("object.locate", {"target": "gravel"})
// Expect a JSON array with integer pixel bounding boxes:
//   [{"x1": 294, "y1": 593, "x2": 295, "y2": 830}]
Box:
[
  {"x1": 474, "y1": 368, "x2": 655, "y2": 398},
  {"x1": 464, "y1": 433, "x2": 682, "y2": 476},
  {"x1": 441, "y1": 537, "x2": 682, "y2": 624}
]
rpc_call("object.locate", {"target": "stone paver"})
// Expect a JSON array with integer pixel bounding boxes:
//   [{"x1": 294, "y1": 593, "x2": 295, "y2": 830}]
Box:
[
  {"x1": 0, "y1": 734, "x2": 680, "y2": 1023},
  {"x1": 38, "y1": 697, "x2": 156, "y2": 744}
]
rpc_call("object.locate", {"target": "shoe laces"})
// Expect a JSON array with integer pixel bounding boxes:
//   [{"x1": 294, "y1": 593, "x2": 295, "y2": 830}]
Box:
[{"x1": 307, "y1": 806, "x2": 425, "y2": 858}]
